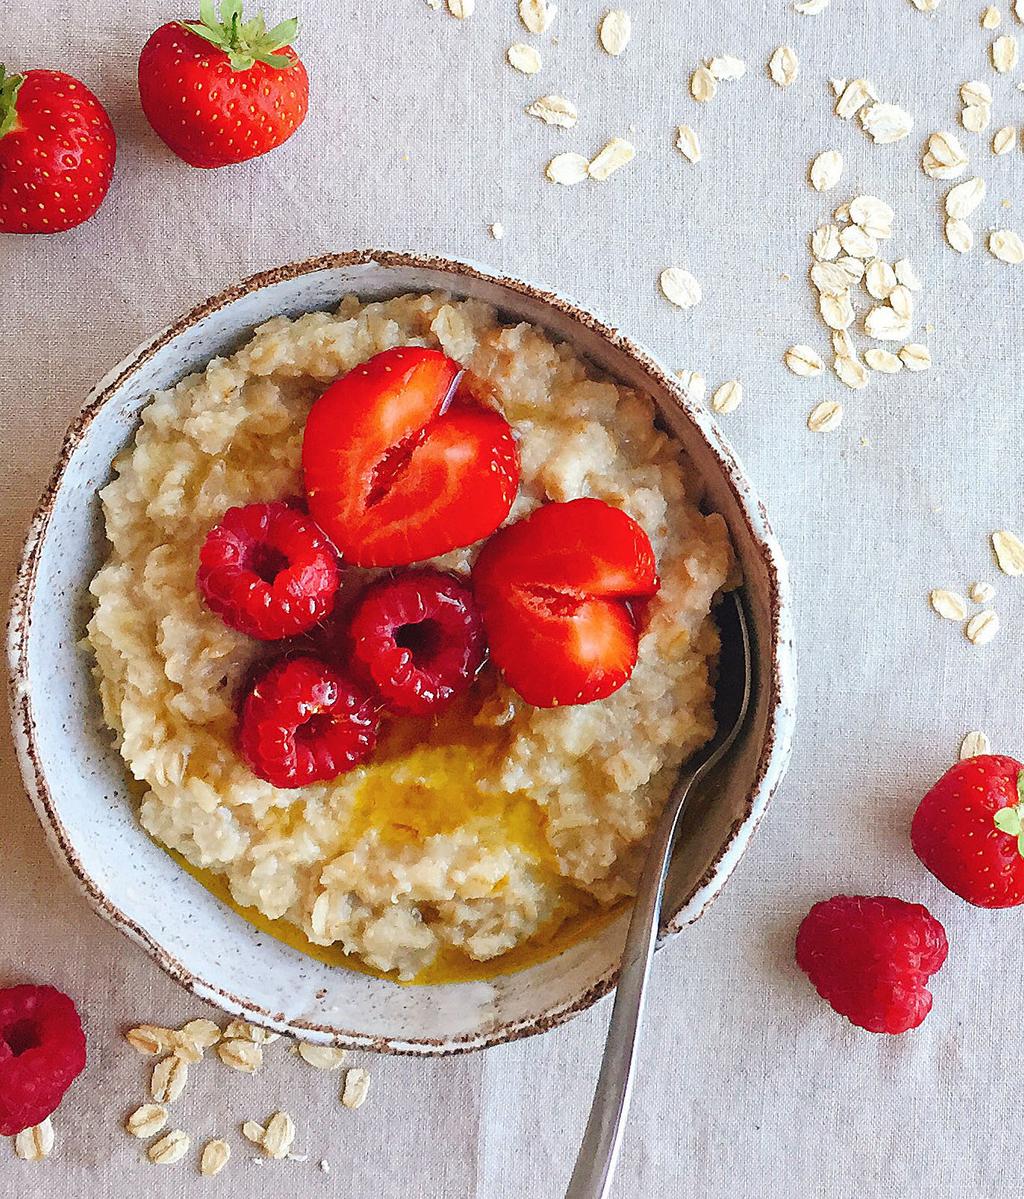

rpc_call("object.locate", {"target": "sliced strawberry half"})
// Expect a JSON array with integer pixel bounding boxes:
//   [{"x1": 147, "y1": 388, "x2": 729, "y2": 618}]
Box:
[
  {"x1": 472, "y1": 498, "x2": 660, "y2": 708},
  {"x1": 302, "y1": 347, "x2": 520, "y2": 567}
]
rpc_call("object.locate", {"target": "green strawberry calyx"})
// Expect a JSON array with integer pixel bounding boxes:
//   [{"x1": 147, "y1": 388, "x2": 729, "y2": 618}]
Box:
[
  {"x1": 184, "y1": 0, "x2": 299, "y2": 72},
  {"x1": 0, "y1": 65, "x2": 26, "y2": 139},
  {"x1": 992, "y1": 771, "x2": 1024, "y2": 859}
]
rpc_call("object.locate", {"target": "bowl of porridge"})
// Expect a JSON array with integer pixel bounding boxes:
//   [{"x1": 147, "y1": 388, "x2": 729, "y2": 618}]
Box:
[{"x1": 8, "y1": 251, "x2": 795, "y2": 1053}]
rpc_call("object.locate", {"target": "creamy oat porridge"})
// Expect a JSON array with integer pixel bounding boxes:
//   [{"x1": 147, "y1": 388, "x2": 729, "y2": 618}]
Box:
[{"x1": 87, "y1": 291, "x2": 733, "y2": 982}]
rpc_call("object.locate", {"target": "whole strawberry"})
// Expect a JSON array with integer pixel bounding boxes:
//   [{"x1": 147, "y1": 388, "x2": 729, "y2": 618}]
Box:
[
  {"x1": 796, "y1": 895, "x2": 948, "y2": 1034},
  {"x1": 912, "y1": 753, "x2": 1024, "y2": 908},
  {"x1": 138, "y1": 1, "x2": 308, "y2": 168},
  {"x1": 0, "y1": 66, "x2": 116, "y2": 234}
]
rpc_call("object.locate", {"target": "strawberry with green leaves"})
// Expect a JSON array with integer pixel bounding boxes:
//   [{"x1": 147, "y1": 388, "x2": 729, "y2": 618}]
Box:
[
  {"x1": 912, "y1": 754, "x2": 1024, "y2": 908},
  {"x1": 0, "y1": 66, "x2": 116, "y2": 234},
  {"x1": 138, "y1": 1, "x2": 308, "y2": 169}
]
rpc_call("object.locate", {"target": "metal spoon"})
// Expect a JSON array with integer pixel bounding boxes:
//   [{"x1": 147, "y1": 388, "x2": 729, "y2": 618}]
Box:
[{"x1": 565, "y1": 590, "x2": 753, "y2": 1199}]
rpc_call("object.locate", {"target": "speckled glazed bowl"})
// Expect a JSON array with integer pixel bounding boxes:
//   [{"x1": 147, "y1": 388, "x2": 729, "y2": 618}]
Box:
[{"x1": 8, "y1": 251, "x2": 795, "y2": 1054}]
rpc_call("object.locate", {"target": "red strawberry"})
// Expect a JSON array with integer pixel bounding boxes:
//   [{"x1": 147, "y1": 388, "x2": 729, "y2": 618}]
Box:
[
  {"x1": 472, "y1": 498, "x2": 659, "y2": 708},
  {"x1": 0, "y1": 66, "x2": 116, "y2": 234},
  {"x1": 796, "y1": 896, "x2": 948, "y2": 1034},
  {"x1": 911, "y1": 754, "x2": 1024, "y2": 908},
  {"x1": 303, "y1": 347, "x2": 520, "y2": 568},
  {"x1": 138, "y1": 2, "x2": 308, "y2": 169}
]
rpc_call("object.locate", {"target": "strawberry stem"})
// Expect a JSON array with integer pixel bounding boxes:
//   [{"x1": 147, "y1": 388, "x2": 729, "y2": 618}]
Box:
[
  {"x1": 0, "y1": 65, "x2": 26, "y2": 140},
  {"x1": 183, "y1": 0, "x2": 299, "y2": 72},
  {"x1": 993, "y1": 771, "x2": 1024, "y2": 859}
]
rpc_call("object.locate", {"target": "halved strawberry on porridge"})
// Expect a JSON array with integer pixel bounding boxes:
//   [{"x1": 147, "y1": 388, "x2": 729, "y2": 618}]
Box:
[{"x1": 87, "y1": 293, "x2": 733, "y2": 982}]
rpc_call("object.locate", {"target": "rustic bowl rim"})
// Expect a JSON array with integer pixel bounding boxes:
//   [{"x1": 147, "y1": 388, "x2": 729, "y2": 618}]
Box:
[{"x1": 7, "y1": 249, "x2": 795, "y2": 1054}]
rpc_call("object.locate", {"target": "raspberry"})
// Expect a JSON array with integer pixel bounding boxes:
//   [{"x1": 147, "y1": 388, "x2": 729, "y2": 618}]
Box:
[
  {"x1": 197, "y1": 502, "x2": 340, "y2": 640},
  {"x1": 347, "y1": 570, "x2": 487, "y2": 715},
  {"x1": 795, "y1": 895, "x2": 948, "y2": 1034},
  {"x1": 0, "y1": 985, "x2": 86, "y2": 1135},
  {"x1": 238, "y1": 655, "x2": 380, "y2": 788}
]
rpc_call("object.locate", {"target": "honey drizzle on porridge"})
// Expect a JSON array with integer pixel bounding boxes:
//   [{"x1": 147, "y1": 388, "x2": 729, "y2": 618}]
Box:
[{"x1": 162, "y1": 682, "x2": 624, "y2": 986}]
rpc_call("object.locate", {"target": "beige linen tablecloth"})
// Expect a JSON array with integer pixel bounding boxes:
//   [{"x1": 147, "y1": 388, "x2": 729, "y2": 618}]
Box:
[{"x1": 2, "y1": 1, "x2": 1022, "y2": 1196}]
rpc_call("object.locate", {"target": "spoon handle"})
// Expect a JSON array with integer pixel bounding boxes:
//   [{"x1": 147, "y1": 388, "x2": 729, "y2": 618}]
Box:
[{"x1": 563, "y1": 772, "x2": 696, "y2": 1199}]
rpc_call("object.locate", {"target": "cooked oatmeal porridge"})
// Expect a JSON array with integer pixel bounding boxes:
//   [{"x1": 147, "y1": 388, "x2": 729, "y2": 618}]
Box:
[{"x1": 86, "y1": 292, "x2": 733, "y2": 981}]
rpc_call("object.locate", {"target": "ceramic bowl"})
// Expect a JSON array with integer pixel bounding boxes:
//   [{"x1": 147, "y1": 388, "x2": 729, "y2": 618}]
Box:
[{"x1": 8, "y1": 251, "x2": 795, "y2": 1053}]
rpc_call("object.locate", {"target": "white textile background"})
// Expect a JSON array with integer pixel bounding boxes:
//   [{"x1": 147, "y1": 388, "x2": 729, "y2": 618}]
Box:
[{"x1": 2, "y1": 1, "x2": 1022, "y2": 1196}]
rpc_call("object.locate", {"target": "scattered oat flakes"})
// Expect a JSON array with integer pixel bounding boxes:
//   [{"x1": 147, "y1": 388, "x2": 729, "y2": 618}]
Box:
[
  {"x1": 960, "y1": 730, "x2": 992, "y2": 759},
  {"x1": 151, "y1": 1055, "x2": 187, "y2": 1104},
  {"x1": 546, "y1": 152, "x2": 589, "y2": 185},
  {"x1": 836, "y1": 255, "x2": 865, "y2": 284},
  {"x1": 297, "y1": 1042, "x2": 349, "y2": 1070},
  {"x1": 866, "y1": 259, "x2": 898, "y2": 300},
  {"x1": 14, "y1": 1118, "x2": 54, "y2": 1162},
  {"x1": 839, "y1": 224, "x2": 877, "y2": 259},
  {"x1": 982, "y1": 4, "x2": 1002, "y2": 27},
  {"x1": 489, "y1": 221, "x2": 504, "y2": 240},
  {"x1": 262, "y1": 1112, "x2": 296, "y2": 1160},
  {"x1": 970, "y1": 581, "x2": 996, "y2": 603},
  {"x1": 447, "y1": 0, "x2": 474, "y2": 17},
  {"x1": 659, "y1": 267, "x2": 702, "y2": 309},
  {"x1": 675, "y1": 125, "x2": 702, "y2": 163},
  {"x1": 242, "y1": 1121, "x2": 267, "y2": 1145},
  {"x1": 224, "y1": 1020, "x2": 279, "y2": 1044},
  {"x1": 588, "y1": 138, "x2": 635, "y2": 179},
  {"x1": 525, "y1": 95, "x2": 577, "y2": 128},
  {"x1": 795, "y1": 0, "x2": 829, "y2": 14},
  {"x1": 217, "y1": 1039, "x2": 263, "y2": 1073},
  {"x1": 811, "y1": 224, "x2": 841, "y2": 260},
  {"x1": 834, "y1": 355, "x2": 868, "y2": 389},
  {"x1": 769, "y1": 46, "x2": 799, "y2": 87},
  {"x1": 864, "y1": 305, "x2": 911, "y2": 341},
  {"x1": 507, "y1": 43, "x2": 542, "y2": 74},
  {"x1": 946, "y1": 176, "x2": 987, "y2": 219},
  {"x1": 830, "y1": 77, "x2": 847, "y2": 96},
  {"x1": 785, "y1": 345, "x2": 824, "y2": 376},
  {"x1": 835, "y1": 78, "x2": 876, "y2": 119},
  {"x1": 201, "y1": 1140, "x2": 231, "y2": 1177},
  {"x1": 992, "y1": 529, "x2": 1024, "y2": 574},
  {"x1": 922, "y1": 131, "x2": 968, "y2": 178},
  {"x1": 993, "y1": 125, "x2": 1017, "y2": 154},
  {"x1": 889, "y1": 285, "x2": 914, "y2": 321},
  {"x1": 962, "y1": 104, "x2": 992, "y2": 133},
  {"x1": 819, "y1": 291, "x2": 855, "y2": 330},
  {"x1": 520, "y1": 0, "x2": 555, "y2": 34},
  {"x1": 931, "y1": 589, "x2": 969, "y2": 620},
  {"x1": 865, "y1": 347, "x2": 903, "y2": 372},
  {"x1": 912, "y1": 0, "x2": 941, "y2": 9},
  {"x1": 962, "y1": 80, "x2": 993, "y2": 106},
  {"x1": 126, "y1": 1104, "x2": 169, "y2": 1138},
  {"x1": 599, "y1": 10, "x2": 631, "y2": 56},
  {"x1": 148, "y1": 1130, "x2": 190, "y2": 1165},
  {"x1": 899, "y1": 343, "x2": 931, "y2": 371},
  {"x1": 834, "y1": 201, "x2": 851, "y2": 223},
  {"x1": 807, "y1": 400, "x2": 843, "y2": 431},
  {"x1": 811, "y1": 261, "x2": 852, "y2": 296},
  {"x1": 125, "y1": 1025, "x2": 175, "y2": 1056},
  {"x1": 850, "y1": 195, "x2": 894, "y2": 239},
  {"x1": 180, "y1": 1019, "x2": 221, "y2": 1049},
  {"x1": 832, "y1": 329, "x2": 855, "y2": 358},
  {"x1": 966, "y1": 610, "x2": 1000, "y2": 645},
  {"x1": 992, "y1": 33, "x2": 1019, "y2": 70},
  {"x1": 894, "y1": 258, "x2": 922, "y2": 290},
  {"x1": 810, "y1": 150, "x2": 843, "y2": 191},
  {"x1": 690, "y1": 66, "x2": 717, "y2": 102},
  {"x1": 946, "y1": 217, "x2": 975, "y2": 253},
  {"x1": 861, "y1": 102, "x2": 914, "y2": 144},
  {"x1": 989, "y1": 229, "x2": 1024, "y2": 263},
  {"x1": 342, "y1": 1067, "x2": 372, "y2": 1109},
  {"x1": 711, "y1": 379, "x2": 743, "y2": 413},
  {"x1": 708, "y1": 55, "x2": 746, "y2": 80}
]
